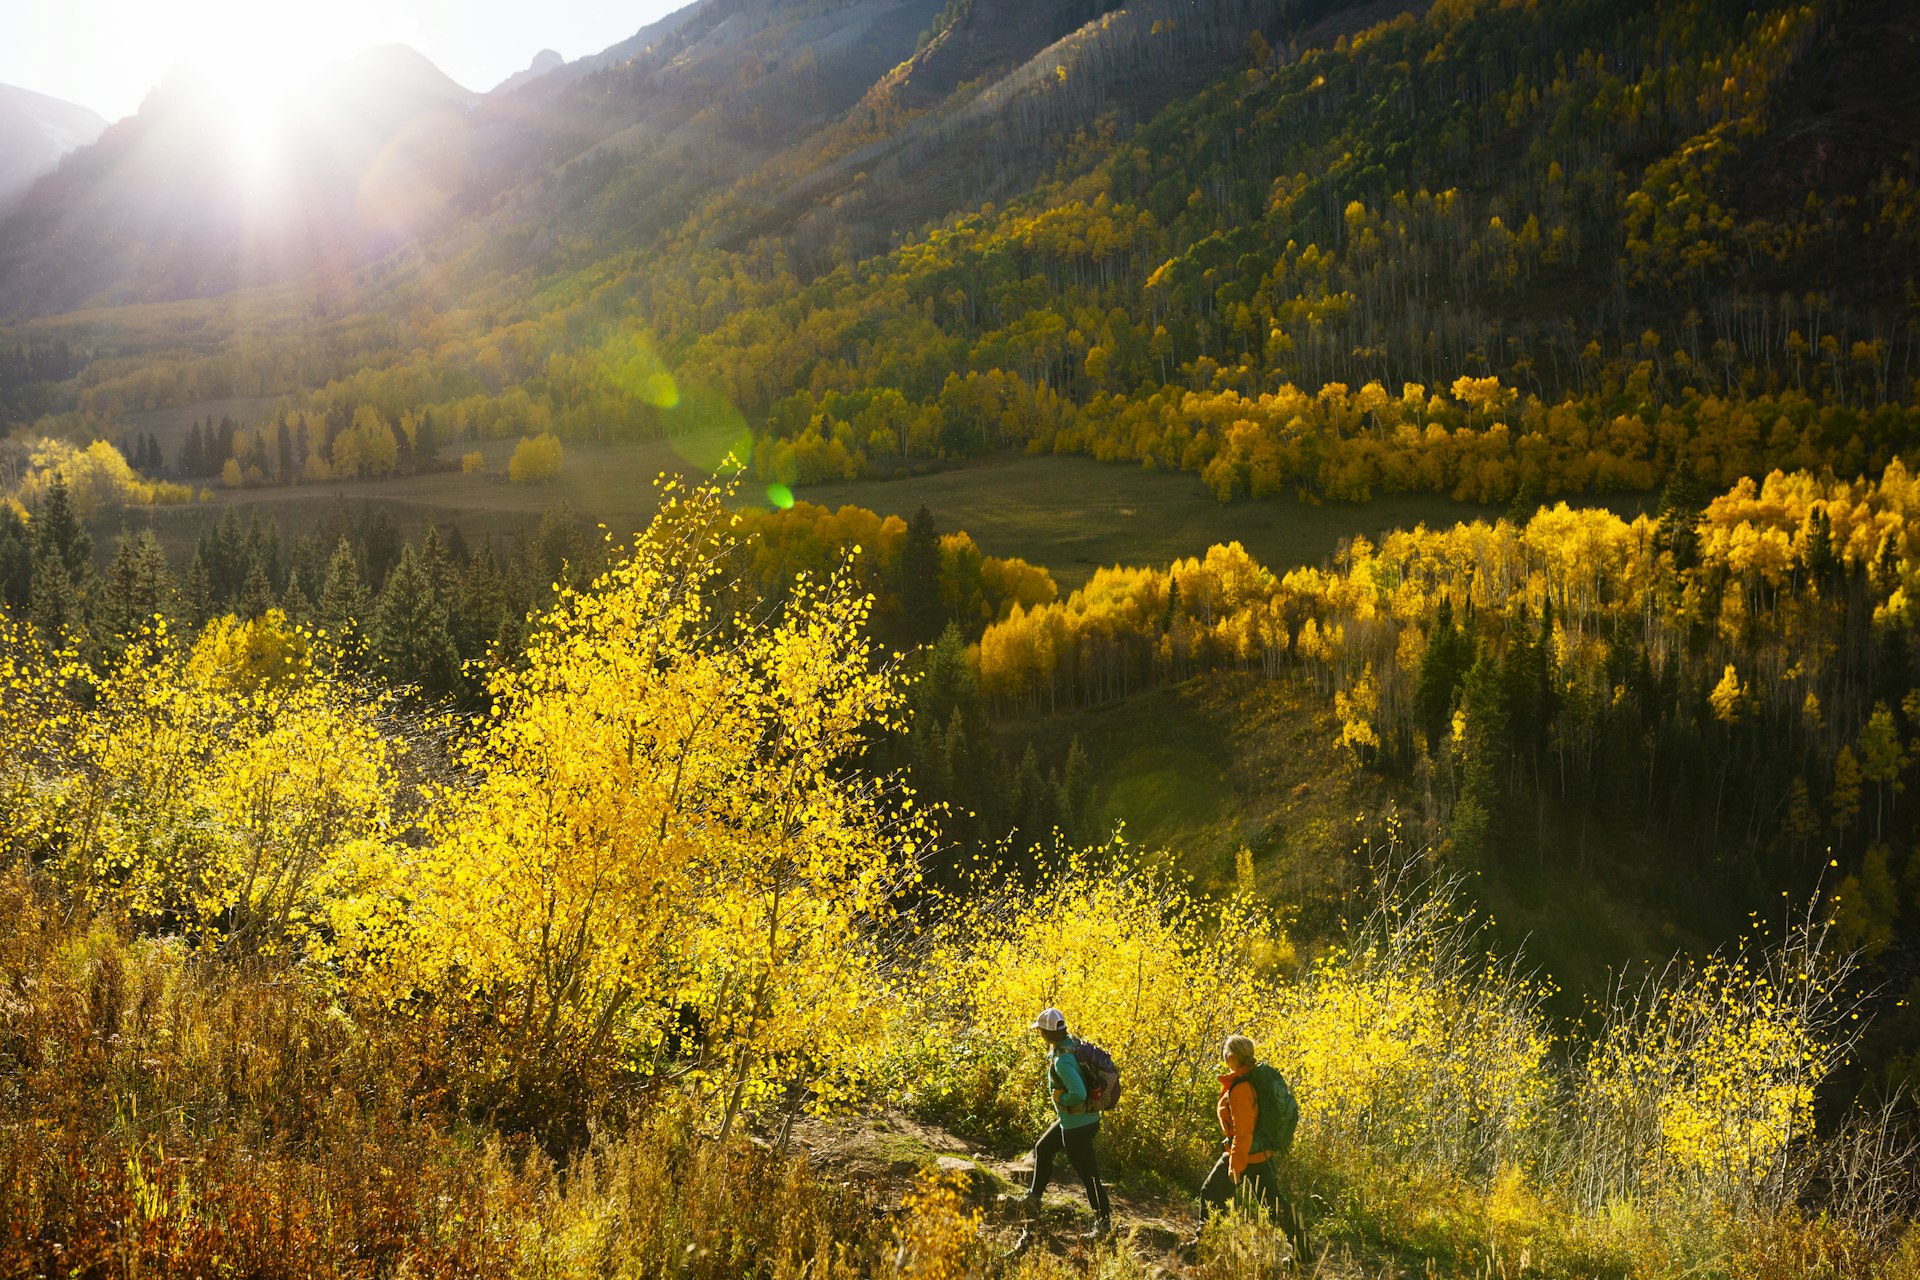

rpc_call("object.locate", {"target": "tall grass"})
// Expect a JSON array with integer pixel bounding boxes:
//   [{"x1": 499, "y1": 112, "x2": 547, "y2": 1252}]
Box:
[{"x1": 0, "y1": 868, "x2": 891, "y2": 1279}]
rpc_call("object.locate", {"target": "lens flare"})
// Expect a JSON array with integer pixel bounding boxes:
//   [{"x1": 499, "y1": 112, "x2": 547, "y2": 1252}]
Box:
[
  {"x1": 665, "y1": 385, "x2": 752, "y2": 475},
  {"x1": 767, "y1": 484, "x2": 795, "y2": 509}
]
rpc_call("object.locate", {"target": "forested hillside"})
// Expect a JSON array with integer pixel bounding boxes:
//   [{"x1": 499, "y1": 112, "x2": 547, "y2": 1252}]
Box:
[
  {"x1": 4, "y1": 1, "x2": 1920, "y2": 1269},
  {"x1": 4, "y1": 0, "x2": 1917, "y2": 515}
]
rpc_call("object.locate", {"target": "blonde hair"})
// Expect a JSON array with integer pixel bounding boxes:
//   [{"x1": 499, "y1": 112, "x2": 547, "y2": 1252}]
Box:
[{"x1": 1223, "y1": 1034, "x2": 1256, "y2": 1067}]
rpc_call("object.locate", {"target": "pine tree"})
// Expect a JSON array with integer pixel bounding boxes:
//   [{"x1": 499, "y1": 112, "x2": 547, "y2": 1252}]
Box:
[
  {"x1": 370, "y1": 545, "x2": 458, "y2": 694},
  {"x1": 97, "y1": 529, "x2": 177, "y2": 646},
  {"x1": 361, "y1": 508, "x2": 403, "y2": 590},
  {"x1": 182, "y1": 551, "x2": 216, "y2": 628},
  {"x1": 0, "y1": 504, "x2": 31, "y2": 611},
  {"x1": 236, "y1": 563, "x2": 278, "y2": 621},
  {"x1": 182, "y1": 421, "x2": 206, "y2": 477},
  {"x1": 32, "y1": 475, "x2": 92, "y2": 585},
  {"x1": 243, "y1": 511, "x2": 284, "y2": 594},
  {"x1": 1655, "y1": 457, "x2": 1704, "y2": 571},
  {"x1": 900, "y1": 504, "x2": 944, "y2": 644},
  {"x1": 419, "y1": 523, "x2": 456, "y2": 602},
  {"x1": 281, "y1": 579, "x2": 312, "y2": 624},
  {"x1": 532, "y1": 503, "x2": 590, "y2": 592},
  {"x1": 417, "y1": 409, "x2": 441, "y2": 463},
  {"x1": 1013, "y1": 743, "x2": 1053, "y2": 844},
  {"x1": 1057, "y1": 735, "x2": 1092, "y2": 841},
  {"x1": 1451, "y1": 653, "x2": 1509, "y2": 867},
  {"x1": 316, "y1": 538, "x2": 374, "y2": 656},
  {"x1": 453, "y1": 543, "x2": 509, "y2": 661},
  {"x1": 1414, "y1": 596, "x2": 1472, "y2": 749},
  {"x1": 29, "y1": 557, "x2": 81, "y2": 645}
]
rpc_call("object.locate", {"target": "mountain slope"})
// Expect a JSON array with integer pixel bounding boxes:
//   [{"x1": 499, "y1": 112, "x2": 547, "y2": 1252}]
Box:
[
  {"x1": 490, "y1": 49, "x2": 566, "y2": 96},
  {"x1": 0, "y1": 84, "x2": 107, "y2": 213},
  {"x1": 0, "y1": 46, "x2": 474, "y2": 315}
]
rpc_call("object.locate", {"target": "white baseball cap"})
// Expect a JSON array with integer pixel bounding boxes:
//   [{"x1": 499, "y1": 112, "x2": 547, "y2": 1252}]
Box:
[{"x1": 1029, "y1": 1007, "x2": 1066, "y2": 1032}]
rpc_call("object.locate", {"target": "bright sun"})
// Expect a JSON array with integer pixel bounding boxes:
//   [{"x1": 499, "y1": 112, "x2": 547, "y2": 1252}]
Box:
[{"x1": 171, "y1": 1, "x2": 380, "y2": 175}]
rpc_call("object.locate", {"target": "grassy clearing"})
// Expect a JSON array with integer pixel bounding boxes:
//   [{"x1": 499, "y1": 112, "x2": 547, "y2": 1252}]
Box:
[
  {"x1": 95, "y1": 437, "x2": 1651, "y2": 588},
  {"x1": 120, "y1": 394, "x2": 281, "y2": 442}
]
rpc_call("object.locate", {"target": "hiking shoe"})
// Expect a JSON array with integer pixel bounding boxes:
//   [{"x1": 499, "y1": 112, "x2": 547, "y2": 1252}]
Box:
[
  {"x1": 997, "y1": 1192, "x2": 1042, "y2": 1219},
  {"x1": 1083, "y1": 1216, "x2": 1112, "y2": 1241}
]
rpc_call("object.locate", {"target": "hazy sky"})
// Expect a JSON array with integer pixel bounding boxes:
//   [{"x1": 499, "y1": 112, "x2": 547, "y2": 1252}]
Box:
[{"x1": 5, "y1": 0, "x2": 686, "y2": 121}]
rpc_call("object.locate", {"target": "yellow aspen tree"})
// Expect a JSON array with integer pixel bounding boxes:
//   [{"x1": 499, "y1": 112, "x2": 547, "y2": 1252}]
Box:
[{"x1": 344, "y1": 481, "x2": 927, "y2": 1125}]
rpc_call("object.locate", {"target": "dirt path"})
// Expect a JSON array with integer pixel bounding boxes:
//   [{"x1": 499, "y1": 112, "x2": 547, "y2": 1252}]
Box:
[{"x1": 787, "y1": 1109, "x2": 1302, "y2": 1276}]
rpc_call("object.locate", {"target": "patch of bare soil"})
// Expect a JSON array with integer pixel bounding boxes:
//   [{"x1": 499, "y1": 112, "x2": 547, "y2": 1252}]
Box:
[{"x1": 789, "y1": 1107, "x2": 1196, "y2": 1269}]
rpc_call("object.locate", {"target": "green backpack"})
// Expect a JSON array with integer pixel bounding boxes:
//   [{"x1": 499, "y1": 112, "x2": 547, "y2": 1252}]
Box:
[{"x1": 1237, "y1": 1063, "x2": 1300, "y2": 1157}]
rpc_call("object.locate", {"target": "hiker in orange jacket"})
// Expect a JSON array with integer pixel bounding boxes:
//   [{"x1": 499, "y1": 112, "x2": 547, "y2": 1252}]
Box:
[{"x1": 1201, "y1": 1034, "x2": 1281, "y2": 1220}]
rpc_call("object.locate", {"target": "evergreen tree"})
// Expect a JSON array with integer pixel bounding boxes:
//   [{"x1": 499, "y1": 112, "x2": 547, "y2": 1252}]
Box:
[
  {"x1": 236, "y1": 563, "x2": 278, "y2": 621},
  {"x1": 182, "y1": 551, "x2": 216, "y2": 628},
  {"x1": 1451, "y1": 653, "x2": 1509, "y2": 867},
  {"x1": 370, "y1": 545, "x2": 459, "y2": 694},
  {"x1": 243, "y1": 511, "x2": 284, "y2": 594},
  {"x1": 900, "y1": 504, "x2": 944, "y2": 644},
  {"x1": 531, "y1": 502, "x2": 591, "y2": 592},
  {"x1": 281, "y1": 579, "x2": 311, "y2": 625},
  {"x1": 361, "y1": 507, "x2": 403, "y2": 590},
  {"x1": 393, "y1": 419, "x2": 414, "y2": 472},
  {"x1": 0, "y1": 503, "x2": 31, "y2": 611},
  {"x1": 29, "y1": 557, "x2": 81, "y2": 644},
  {"x1": 199, "y1": 507, "x2": 247, "y2": 605},
  {"x1": 1414, "y1": 596, "x2": 1472, "y2": 749},
  {"x1": 1655, "y1": 457, "x2": 1705, "y2": 571},
  {"x1": 316, "y1": 538, "x2": 374, "y2": 656},
  {"x1": 1012, "y1": 743, "x2": 1053, "y2": 844},
  {"x1": 182, "y1": 421, "x2": 205, "y2": 477},
  {"x1": 416, "y1": 409, "x2": 441, "y2": 463},
  {"x1": 97, "y1": 529, "x2": 177, "y2": 646},
  {"x1": 419, "y1": 523, "x2": 456, "y2": 602},
  {"x1": 32, "y1": 475, "x2": 92, "y2": 585},
  {"x1": 453, "y1": 543, "x2": 509, "y2": 661},
  {"x1": 1057, "y1": 736, "x2": 1093, "y2": 841}
]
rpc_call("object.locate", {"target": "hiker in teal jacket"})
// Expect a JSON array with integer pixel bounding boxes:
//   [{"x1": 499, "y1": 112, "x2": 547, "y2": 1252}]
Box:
[{"x1": 1010, "y1": 1007, "x2": 1112, "y2": 1239}]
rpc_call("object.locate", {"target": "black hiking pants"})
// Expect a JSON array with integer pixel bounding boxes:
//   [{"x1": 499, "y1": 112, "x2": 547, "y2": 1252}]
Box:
[
  {"x1": 1200, "y1": 1154, "x2": 1299, "y2": 1242},
  {"x1": 1200, "y1": 1153, "x2": 1277, "y2": 1215},
  {"x1": 1030, "y1": 1120, "x2": 1110, "y2": 1218}
]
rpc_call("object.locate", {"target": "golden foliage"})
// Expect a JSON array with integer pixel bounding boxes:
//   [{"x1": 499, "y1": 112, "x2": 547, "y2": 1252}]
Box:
[
  {"x1": 341, "y1": 480, "x2": 926, "y2": 1125},
  {"x1": 55, "y1": 619, "x2": 396, "y2": 955},
  {"x1": 508, "y1": 431, "x2": 565, "y2": 483},
  {"x1": 6, "y1": 438, "x2": 193, "y2": 516}
]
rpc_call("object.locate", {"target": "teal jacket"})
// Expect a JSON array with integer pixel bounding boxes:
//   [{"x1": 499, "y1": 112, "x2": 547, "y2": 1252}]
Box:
[{"x1": 1047, "y1": 1037, "x2": 1100, "y2": 1130}]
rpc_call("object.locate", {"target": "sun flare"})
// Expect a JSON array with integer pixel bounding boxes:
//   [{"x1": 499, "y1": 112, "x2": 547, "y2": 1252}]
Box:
[{"x1": 171, "y1": 1, "x2": 374, "y2": 176}]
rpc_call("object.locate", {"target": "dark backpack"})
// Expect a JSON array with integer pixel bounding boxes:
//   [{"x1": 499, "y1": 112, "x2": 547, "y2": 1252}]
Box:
[
  {"x1": 1235, "y1": 1063, "x2": 1299, "y2": 1157},
  {"x1": 1063, "y1": 1039, "x2": 1123, "y2": 1112}
]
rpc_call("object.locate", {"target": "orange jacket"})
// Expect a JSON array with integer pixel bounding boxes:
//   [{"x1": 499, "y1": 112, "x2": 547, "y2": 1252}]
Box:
[{"x1": 1216, "y1": 1067, "x2": 1269, "y2": 1177}]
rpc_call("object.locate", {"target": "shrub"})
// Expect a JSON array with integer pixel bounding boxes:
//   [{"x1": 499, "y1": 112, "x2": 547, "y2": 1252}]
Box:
[
  {"x1": 338, "y1": 481, "x2": 926, "y2": 1136},
  {"x1": 1259, "y1": 874, "x2": 1555, "y2": 1180},
  {"x1": 900, "y1": 838, "x2": 1281, "y2": 1181},
  {"x1": 51, "y1": 619, "x2": 398, "y2": 956},
  {"x1": 507, "y1": 432, "x2": 563, "y2": 483},
  {"x1": 462, "y1": 449, "x2": 487, "y2": 474},
  {"x1": 1569, "y1": 902, "x2": 1866, "y2": 1222}
]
